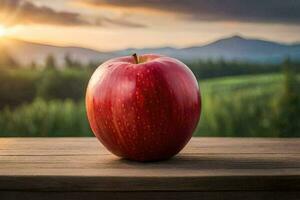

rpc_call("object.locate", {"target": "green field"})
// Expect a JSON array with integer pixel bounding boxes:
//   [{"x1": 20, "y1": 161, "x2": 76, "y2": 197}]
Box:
[
  {"x1": 1, "y1": 72, "x2": 298, "y2": 137},
  {"x1": 196, "y1": 73, "x2": 283, "y2": 137}
]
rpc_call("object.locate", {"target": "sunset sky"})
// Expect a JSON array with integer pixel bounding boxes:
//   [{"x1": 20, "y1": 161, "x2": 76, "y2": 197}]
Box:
[{"x1": 0, "y1": 0, "x2": 300, "y2": 51}]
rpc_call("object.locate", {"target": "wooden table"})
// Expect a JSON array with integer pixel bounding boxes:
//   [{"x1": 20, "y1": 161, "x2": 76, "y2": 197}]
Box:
[{"x1": 0, "y1": 137, "x2": 299, "y2": 200}]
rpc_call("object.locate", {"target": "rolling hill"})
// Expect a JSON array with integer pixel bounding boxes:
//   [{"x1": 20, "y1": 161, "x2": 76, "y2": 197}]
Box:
[{"x1": 1, "y1": 35, "x2": 300, "y2": 66}]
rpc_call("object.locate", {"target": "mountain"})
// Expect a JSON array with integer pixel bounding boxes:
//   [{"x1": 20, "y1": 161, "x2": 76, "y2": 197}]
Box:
[
  {"x1": 1, "y1": 35, "x2": 300, "y2": 66},
  {"x1": 114, "y1": 35, "x2": 300, "y2": 63},
  {"x1": 0, "y1": 38, "x2": 117, "y2": 66},
  {"x1": 181, "y1": 35, "x2": 300, "y2": 62}
]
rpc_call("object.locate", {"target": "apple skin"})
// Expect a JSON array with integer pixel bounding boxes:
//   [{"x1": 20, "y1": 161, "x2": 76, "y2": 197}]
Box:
[{"x1": 86, "y1": 54, "x2": 201, "y2": 161}]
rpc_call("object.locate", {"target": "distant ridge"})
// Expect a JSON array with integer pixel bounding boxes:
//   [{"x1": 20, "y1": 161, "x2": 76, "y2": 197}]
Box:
[
  {"x1": 1, "y1": 35, "x2": 300, "y2": 66},
  {"x1": 112, "y1": 35, "x2": 300, "y2": 63}
]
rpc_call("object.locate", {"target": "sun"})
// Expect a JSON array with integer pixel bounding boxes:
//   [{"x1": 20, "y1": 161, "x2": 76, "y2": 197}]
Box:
[{"x1": 0, "y1": 26, "x2": 7, "y2": 37}]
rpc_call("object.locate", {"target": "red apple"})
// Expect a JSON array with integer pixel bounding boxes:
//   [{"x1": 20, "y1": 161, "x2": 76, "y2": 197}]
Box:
[{"x1": 86, "y1": 54, "x2": 201, "y2": 161}]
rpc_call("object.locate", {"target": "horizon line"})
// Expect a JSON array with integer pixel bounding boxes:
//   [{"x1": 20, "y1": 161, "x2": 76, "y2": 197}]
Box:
[{"x1": 2, "y1": 34, "x2": 300, "y2": 52}]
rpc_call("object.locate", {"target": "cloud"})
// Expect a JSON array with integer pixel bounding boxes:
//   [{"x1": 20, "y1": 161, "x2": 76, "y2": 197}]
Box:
[
  {"x1": 98, "y1": 17, "x2": 145, "y2": 28},
  {"x1": 0, "y1": 0, "x2": 87, "y2": 26},
  {"x1": 81, "y1": 0, "x2": 300, "y2": 24},
  {"x1": 0, "y1": 0, "x2": 144, "y2": 28}
]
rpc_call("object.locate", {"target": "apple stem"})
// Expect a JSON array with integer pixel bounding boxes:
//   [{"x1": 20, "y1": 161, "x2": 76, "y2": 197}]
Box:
[{"x1": 132, "y1": 53, "x2": 139, "y2": 64}]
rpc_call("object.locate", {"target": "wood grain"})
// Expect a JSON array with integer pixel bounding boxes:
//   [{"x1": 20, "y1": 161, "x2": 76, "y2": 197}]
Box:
[
  {"x1": 0, "y1": 137, "x2": 299, "y2": 194},
  {"x1": 1, "y1": 191, "x2": 300, "y2": 200}
]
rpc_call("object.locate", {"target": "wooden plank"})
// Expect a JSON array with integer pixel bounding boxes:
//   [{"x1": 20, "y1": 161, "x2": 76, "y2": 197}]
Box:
[
  {"x1": 0, "y1": 154, "x2": 299, "y2": 176},
  {"x1": 1, "y1": 175, "x2": 299, "y2": 192},
  {"x1": 1, "y1": 191, "x2": 300, "y2": 200},
  {"x1": 1, "y1": 138, "x2": 299, "y2": 155},
  {"x1": 0, "y1": 137, "x2": 299, "y2": 192}
]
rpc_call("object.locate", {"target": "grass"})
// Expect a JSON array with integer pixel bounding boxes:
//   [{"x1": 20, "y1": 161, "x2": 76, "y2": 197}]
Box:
[
  {"x1": 195, "y1": 73, "x2": 291, "y2": 137},
  {"x1": 0, "y1": 99, "x2": 92, "y2": 137}
]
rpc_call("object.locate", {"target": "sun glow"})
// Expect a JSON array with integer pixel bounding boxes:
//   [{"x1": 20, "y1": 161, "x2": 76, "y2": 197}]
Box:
[{"x1": 0, "y1": 26, "x2": 7, "y2": 37}]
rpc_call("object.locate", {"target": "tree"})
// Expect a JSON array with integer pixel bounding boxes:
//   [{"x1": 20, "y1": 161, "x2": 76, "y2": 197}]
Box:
[
  {"x1": 274, "y1": 58, "x2": 300, "y2": 137},
  {"x1": 45, "y1": 54, "x2": 57, "y2": 70},
  {"x1": 64, "y1": 54, "x2": 73, "y2": 68},
  {"x1": 64, "y1": 54, "x2": 82, "y2": 69},
  {"x1": 37, "y1": 70, "x2": 89, "y2": 101},
  {"x1": 29, "y1": 61, "x2": 38, "y2": 70}
]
